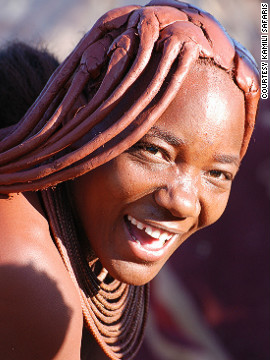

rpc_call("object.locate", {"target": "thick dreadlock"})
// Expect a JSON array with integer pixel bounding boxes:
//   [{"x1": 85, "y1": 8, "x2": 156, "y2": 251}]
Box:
[{"x1": 0, "y1": 0, "x2": 260, "y2": 194}]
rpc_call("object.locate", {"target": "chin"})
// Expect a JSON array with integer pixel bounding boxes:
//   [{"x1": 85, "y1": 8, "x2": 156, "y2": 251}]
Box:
[{"x1": 105, "y1": 259, "x2": 161, "y2": 286}]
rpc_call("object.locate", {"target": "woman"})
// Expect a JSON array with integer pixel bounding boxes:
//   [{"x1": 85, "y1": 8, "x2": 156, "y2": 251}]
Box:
[{"x1": 0, "y1": 1, "x2": 260, "y2": 359}]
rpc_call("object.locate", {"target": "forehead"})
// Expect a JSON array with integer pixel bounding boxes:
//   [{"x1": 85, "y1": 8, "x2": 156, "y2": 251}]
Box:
[
  {"x1": 153, "y1": 63, "x2": 245, "y2": 154},
  {"x1": 158, "y1": 63, "x2": 244, "y2": 129},
  {"x1": 170, "y1": 62, "x2": 244, "y2": 113}
]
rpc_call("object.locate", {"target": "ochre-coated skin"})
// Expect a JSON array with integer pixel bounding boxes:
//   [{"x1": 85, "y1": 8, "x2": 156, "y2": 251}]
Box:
[
  {"x1": 0, "y1": 63, "x2": 245, "y2": 360},
  {"x1": 0, "y1": 191, "x2": 84, "y2": 359},
  {"x1": 70, "y1": 64, "x2": 245, "y2": 286},
  {"x1": 0, "y1": 1, "x2": 260, "y2": 360}
]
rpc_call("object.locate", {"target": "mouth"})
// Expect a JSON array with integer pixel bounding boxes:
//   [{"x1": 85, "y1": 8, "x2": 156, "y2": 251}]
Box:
[{"x1": 124, "y1": 214, "x2": 177, "y2": 261}]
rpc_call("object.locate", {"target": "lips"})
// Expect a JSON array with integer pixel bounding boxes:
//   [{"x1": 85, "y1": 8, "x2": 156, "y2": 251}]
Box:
[{"x1": 124, "y1": 214, "x2": 177, "y2": 260}]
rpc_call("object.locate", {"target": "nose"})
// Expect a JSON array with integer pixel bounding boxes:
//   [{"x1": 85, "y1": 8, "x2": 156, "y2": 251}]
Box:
[{"x1": 154, "y1": 177, "x2": 201, "y2": 219}]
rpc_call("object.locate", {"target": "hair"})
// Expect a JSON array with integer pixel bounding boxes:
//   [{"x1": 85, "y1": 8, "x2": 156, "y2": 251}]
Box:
[
  {"x1": 0, "y1": 0, "x2": 260, "y2": 194},
  {"x1": 0, "y1": 42, "x2": 59, "y2": 128},
  {"x1": 0, "y1": 4, "x2": 261, "y2": 359}
]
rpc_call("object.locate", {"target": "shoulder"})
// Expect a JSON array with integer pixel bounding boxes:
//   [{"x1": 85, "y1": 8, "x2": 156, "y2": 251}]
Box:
[
  {"x1": 0, "y1": 192, "x2": 83, "y2": 360},
  {"x1": 0, "y1": 191, "x2": 49, "y2": 250}
]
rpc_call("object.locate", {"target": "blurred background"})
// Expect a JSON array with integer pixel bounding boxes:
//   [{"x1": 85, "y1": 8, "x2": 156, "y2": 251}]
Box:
[
  {"x1": 0, "y1": 1, "x2": 269, "y2": 359},
  {"x1": 0, "y1": 0, "x2": 262, "y2": 62}
]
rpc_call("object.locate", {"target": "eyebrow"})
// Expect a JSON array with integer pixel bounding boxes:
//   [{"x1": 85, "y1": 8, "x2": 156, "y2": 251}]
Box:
[
  {"x1": 143, "y1": 126, "x2": 185, "y2": 146},
  {"x1": 213, "y1": 154, "x2": 241, "y2": 167}
]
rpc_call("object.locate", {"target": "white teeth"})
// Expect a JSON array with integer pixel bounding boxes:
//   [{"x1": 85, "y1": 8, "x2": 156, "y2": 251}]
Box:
[
  {"x1": 159, "y1": 232, "x2": 169, "y2": 242},
  {"x1": 145, "y1": 226, "x2": 153, "y2": 236},
  {"x1": 137, "y1": 222, "x2": 144, "y2": 230},
  {"x1": 127, "y1": 215, "x2": 174, "y2": 243},
  {"x1": 151, "y1": 230, "x2": 161, "y2": 239}
]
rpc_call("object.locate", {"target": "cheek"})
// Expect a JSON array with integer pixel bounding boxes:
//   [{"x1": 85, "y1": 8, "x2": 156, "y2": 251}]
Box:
[
  {"x1": 200, "y1": 187, "x2": 231, "y2": 228},
  {"x1": 108, "y1": 155, "x2": 160, "y2": 203}
]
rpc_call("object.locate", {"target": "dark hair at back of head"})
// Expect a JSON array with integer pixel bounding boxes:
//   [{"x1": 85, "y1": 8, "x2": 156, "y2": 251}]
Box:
[{"x1": 0, "y1": 42, "x2": 59, "y2": 128}]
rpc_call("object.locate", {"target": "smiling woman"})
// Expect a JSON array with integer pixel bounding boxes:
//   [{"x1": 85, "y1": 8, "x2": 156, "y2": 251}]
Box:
[
  {"x1": 0, "y1": 1, "x2": 260, "y2": 360},
  {"x1": 71, "y1": 62, "x2": 245, "y2": 287}
]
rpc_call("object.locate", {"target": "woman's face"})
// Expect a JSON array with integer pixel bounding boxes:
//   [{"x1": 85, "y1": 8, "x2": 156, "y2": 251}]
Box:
[{"x1": 71, "y1": 64, "x2": 245, "y2": 285}]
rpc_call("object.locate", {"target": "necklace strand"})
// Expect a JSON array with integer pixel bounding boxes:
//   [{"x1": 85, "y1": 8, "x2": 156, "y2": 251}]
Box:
[{"x1": 41, "y1": 185, "x2": 149, "y2": 360}]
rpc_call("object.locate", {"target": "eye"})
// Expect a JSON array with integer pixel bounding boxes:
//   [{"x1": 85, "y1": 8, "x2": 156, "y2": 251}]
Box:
[
  {"x1": 208, "y1": 169, "x2": 232, "y2": 181},
  {"x1": 142, "y1": 144, "x2": 164, "y2": 158},
  {"x1": 130, "y1": 142, "x2": 169, "y2": 161}
]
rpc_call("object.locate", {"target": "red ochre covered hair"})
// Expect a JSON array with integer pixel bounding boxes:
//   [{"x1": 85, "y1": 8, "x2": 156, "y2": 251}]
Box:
[{"x1": 0, "y1": 0, "x2": 260, "y2": 194}]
